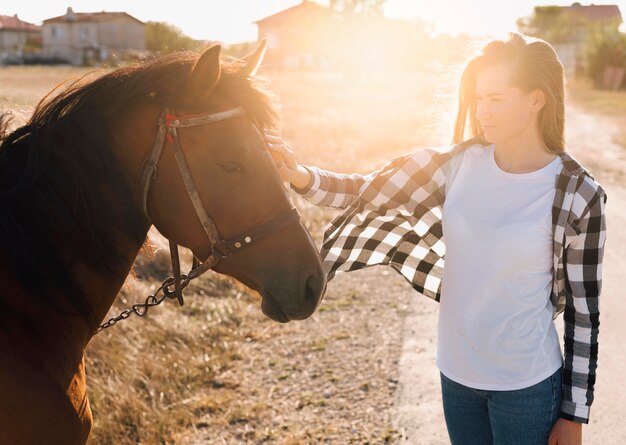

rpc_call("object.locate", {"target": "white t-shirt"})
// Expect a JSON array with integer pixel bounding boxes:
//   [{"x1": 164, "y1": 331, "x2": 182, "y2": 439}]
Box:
[{"x1": 437, "y1": 144, "x2": 564, "y2": 390}]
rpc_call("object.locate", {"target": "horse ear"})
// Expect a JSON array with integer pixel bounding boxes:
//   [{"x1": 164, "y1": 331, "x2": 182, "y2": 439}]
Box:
[
  {"x1": 187, "y1": 45, "x2": 221, "y2": 101},
  {"x1": 242, "y1": 40, "x2": 267, "y2": 77}
]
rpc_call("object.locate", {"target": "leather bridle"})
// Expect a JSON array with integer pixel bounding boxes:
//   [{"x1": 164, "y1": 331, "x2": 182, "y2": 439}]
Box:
[{"x1": 139, "y1": 106, "x2": 301, "y2": 307}]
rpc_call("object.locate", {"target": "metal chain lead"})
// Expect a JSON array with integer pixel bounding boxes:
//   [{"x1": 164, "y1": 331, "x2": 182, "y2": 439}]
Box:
[{"x1": 96, "y1": 274, "x2": 192, "y2": 334}]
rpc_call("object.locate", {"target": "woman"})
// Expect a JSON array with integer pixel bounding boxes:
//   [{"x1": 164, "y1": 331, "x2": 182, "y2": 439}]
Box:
[{"x1": 266, "y1": 32, "x2": 606, "y2": 445}]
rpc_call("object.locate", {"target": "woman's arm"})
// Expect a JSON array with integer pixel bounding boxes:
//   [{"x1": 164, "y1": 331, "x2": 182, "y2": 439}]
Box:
[
  {"x1": 265, "y1": 130, "x2": 371, "y2": 209},
  {"x1": 559, "y1": 186, "x2": 607, "y2": 424},
  {"x1": 549, "y1": 185, "x2": 606, "y2": 445}
]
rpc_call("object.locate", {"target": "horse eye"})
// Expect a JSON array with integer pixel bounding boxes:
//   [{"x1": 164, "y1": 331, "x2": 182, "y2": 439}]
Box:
[{"x1": 219, "y1": 162, "x2": 242, "y2": 174}]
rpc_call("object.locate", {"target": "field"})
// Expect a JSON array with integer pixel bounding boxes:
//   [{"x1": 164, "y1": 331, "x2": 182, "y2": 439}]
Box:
[{"x1": 566, "y1": 78, "x2": 626, "y2": 150}]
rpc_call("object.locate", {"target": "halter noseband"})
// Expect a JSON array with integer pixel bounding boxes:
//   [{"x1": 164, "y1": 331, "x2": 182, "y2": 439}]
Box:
[{"x1": 139, "y1": 106, "x2": 300, "y2": 306}]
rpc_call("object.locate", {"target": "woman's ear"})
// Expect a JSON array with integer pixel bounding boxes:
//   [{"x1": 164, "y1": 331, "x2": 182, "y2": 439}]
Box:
[{"x1": 530, "y1": 89, "x2": 547, "y2": 112}]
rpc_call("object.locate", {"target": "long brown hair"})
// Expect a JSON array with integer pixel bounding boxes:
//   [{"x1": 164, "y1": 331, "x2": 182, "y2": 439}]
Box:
[{"x1": 452, "y1": 32, "x2": 565, "y2": 153}]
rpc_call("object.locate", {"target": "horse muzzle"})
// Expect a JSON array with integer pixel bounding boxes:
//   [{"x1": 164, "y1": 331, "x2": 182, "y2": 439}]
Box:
[{"x1": 261, "y1": 268, "x2": 327, "y2": 323}]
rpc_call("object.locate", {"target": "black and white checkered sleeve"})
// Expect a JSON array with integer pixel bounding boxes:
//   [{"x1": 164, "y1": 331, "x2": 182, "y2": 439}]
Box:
[
  {"x1": 560, "y1": 182, "x2": 607, "y2": 424},
  {"x1": 291, "y1": 165, "x2": 374, "y2": 209}
]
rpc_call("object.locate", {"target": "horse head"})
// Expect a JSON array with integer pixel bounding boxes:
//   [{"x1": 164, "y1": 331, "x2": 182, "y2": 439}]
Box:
[{"x1": 135, "y1": 43, "x2": 326, "y2": 322}]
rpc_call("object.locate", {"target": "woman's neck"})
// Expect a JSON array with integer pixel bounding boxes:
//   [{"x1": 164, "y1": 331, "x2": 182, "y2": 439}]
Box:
[{"x1": 493, "y1": 128, "x2": 556, "y2": 174}]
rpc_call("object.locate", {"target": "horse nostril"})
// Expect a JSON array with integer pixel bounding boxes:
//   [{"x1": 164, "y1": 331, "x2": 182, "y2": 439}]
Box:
[{"x1": 304, "y1": 273, "x2": 321, "y2": 309}]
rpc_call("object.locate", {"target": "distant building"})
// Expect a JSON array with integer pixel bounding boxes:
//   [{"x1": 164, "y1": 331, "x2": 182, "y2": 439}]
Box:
[
  {"x1": 255, "y1": 0, "x2": 337, "y2": 69},
  {"x1": 534, "y1": 3, "x2": 623, "y2": 77},
  {"x1": 0, "y1": 14, "x2": 41, "y2": 57},
  {"x1": 566, "y1": 3, "x2": 622, "y2": 25},
  {"x1": 42, "y1": 7, "x2": 145, "y2": 65},
  {"x1": 254, "y1": 0, "x2": 427, "y2": 72}
]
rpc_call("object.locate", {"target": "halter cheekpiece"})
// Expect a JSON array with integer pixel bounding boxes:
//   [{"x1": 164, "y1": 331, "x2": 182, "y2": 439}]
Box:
[{"x1": 138, "y1": 106, "x2": 300, "y2": 307}]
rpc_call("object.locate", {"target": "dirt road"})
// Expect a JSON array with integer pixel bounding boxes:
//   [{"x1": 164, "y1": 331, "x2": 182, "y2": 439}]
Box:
[{"x1": 393, "y1": 104, "x2": 626, "y2": 444}]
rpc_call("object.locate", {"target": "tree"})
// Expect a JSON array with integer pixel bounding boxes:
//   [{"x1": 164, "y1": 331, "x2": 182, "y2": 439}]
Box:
[
  {"x1": 145, "y1": 21, "x2": 200, "y2": 54},
  {"x1": 329, "y1": 0, "x2": 385, "y2": 16},
  {"x1": 585, "y1": 24, "x2": 626, "y2": 87},
  {"x1": 516, "y1": 6, "x2": 582, "y2": 44}
]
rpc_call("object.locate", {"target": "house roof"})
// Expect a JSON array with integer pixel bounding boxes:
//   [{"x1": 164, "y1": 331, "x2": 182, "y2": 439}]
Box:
[
  {"x1": 255, "y1": 0, "x2": 334, "y2": 25},
  {"x1": 567, "y1": 3, "x2": 622, "y2": 23},
  {"x1": 43, "y1": 9, "x2": 144, "y2": 26},
  {"x1": 0, "y1": 14, "x2": 40, "y2": 32}
]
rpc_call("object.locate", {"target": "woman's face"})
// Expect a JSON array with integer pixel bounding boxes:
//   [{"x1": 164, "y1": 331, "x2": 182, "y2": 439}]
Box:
[{"x1": 474, "y1": 64, "x2": 542, "y2": 145}]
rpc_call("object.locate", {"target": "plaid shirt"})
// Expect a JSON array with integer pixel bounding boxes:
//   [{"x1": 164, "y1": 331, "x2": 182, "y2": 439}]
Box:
[{"x1": 296, "y1": 139, "x2": 607, "y2": 424}]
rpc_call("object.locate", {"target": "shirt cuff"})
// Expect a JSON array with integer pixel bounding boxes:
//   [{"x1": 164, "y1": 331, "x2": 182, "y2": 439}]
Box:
[
  {"x1": 290, "y1": 165, "x2": 316, "y2": 195},
  {"x1": 560, "y1": 400, "x2": 590, "y2": 424}
]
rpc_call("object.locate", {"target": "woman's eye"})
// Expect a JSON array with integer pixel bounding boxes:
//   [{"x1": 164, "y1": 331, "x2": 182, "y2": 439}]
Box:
[{"x1": 219, "y1": 162, "x2": 242, "y2": 174}]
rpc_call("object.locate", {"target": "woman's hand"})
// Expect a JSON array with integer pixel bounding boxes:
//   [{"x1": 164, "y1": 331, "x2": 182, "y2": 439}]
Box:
[
  {"x1": 548, "y1": 418, "x2": 582, "y2": 445},
  {"x1": 264, "y1": 130, "x2": 311, "y2": 190}
]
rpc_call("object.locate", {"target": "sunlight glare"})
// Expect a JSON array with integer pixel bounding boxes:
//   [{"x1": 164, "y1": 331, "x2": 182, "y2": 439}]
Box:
[{"x1": 383, "y1": 0, "x2": 535, "y2": 38}]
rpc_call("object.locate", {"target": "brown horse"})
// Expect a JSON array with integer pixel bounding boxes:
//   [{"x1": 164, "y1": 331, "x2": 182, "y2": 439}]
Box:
[{"x1": 0, "y1": 43, "x2": 326, "y2": 444}]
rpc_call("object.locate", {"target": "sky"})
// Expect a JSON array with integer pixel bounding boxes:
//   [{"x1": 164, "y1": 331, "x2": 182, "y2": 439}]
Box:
[{"x1": 2, "y1": 0, "x2": 626, "y2": 43}]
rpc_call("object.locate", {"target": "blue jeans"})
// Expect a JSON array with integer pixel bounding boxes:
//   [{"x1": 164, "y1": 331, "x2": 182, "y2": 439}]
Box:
[{"x1": 440, "y1": 367, "x2": 562, "y2": 445}]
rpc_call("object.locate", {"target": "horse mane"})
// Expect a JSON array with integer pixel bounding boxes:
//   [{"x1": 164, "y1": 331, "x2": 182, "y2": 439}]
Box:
[{"x1": 0, "y1": 50, "x2": 279, "y2": 324}]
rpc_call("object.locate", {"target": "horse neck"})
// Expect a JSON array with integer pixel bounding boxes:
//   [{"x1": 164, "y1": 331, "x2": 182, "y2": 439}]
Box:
[
  {"x1": 62, "y1": 101, "x2": 163, "y2": 347},
  {"x1": 78, "y1": 233, "x2": 150, "y2": 340},
  {"x1": 0, "y1": 104, "x2": 156, "y2": 373},
  {"x1": 0, "y1": 103, "x2": 156, "y2": 394},
  {"x1": 0, "y1": 228, "x2": 148, "y2": 372}
]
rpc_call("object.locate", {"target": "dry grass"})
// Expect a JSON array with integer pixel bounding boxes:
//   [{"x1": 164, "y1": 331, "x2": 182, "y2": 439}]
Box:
[
  {"x1": 566, "y1": 78, "x2": 626, "y2": 149},
  {"x1": 87, "y1": 270, "x2": 255, "y2": 444},
  {"x1": 0, "y1": 65, "x2": 96, "y2": 113},
  {"x1": 1, "y1": 64, "x2": 444, "y2": 444},
  {"x1": 567, "y1": 78, "x2": 626, "y2": 115},
  {"x1": 272, "y1": 70, "x2": 450, "y2": 173}
]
